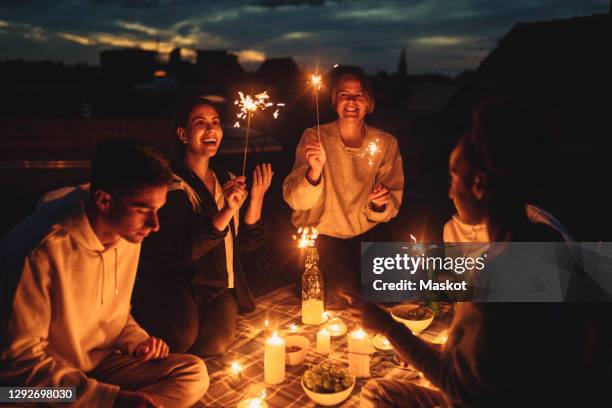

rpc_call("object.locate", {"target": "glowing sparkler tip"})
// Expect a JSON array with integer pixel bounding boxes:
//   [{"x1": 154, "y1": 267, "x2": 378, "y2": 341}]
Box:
[
  {"x1": 293, "y1": 226, "x2": 318, "y2": 248},
  {"x1": 410, "y1": 234, "x2": 417, "y2": 243}
]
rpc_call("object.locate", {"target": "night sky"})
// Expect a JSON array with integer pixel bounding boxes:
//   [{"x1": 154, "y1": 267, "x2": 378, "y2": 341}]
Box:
[{"x1": 0, "y1": 0, "x2": 607, "y2": 75}]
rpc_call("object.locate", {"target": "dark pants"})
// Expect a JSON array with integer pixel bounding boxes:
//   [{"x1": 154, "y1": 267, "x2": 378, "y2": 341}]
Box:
[
  {"x1": 132, "y1": 282, "x2": 238, "y2": 358},
  {"x1": 316, "y1": 224, "x2": 391, "y2": 304}
]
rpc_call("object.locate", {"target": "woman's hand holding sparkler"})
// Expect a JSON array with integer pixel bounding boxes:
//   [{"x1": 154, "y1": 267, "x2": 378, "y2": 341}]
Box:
[
  {"x1": 305, "y1": 141, "x2": 326, "y2": 184},
  {"x1": 224, "y1": 177, "x2": 248, "y2": 210},
  {"x1": 369, "y1": 184, "x2": 390, "y2": 211}
]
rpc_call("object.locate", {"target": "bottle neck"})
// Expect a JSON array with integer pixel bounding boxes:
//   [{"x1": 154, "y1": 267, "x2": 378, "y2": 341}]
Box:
[{"x1": 305, "y1": 247, "x2": 319, "y2": 269}]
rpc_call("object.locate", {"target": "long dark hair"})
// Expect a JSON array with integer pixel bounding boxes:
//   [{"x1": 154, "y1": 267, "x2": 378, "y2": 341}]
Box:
[
  {"x1": 460, "y1": 100, "x2": 551, "y2": 241},
  {"x1": 172, "y1": 95, "x2": 222, "y2": 161}
]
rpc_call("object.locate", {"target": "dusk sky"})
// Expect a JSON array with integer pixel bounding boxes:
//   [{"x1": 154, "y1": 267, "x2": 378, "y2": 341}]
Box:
[{"x1": 0, "y1": 0, "x2": 607, "y2": 75}]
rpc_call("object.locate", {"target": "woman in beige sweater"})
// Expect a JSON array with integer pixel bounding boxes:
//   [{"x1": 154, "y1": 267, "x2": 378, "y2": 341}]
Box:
[{"x1": 283, "y1": 67, "x2": 404, "y2": 299}]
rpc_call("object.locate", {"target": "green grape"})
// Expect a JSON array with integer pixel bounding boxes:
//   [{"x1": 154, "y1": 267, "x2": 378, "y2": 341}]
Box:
[
  {"x1": 342, "y1": 377, "x2": 352, "y2": 388},
  {"x1": 337, "y1": 369, "x2": 346, "y2": 378},
  {"x1": 334, "y1": 383, "x2": 343, "y2": 392},
  {"x1": 322, "y1": 379, "x2": 331, "y2": 390},
  {"x1": 314, "y1": 374, "x2": 322, "y2": 386},
  {"x1": 305, "y1": 378, "x2": 314, "y2": 390}
]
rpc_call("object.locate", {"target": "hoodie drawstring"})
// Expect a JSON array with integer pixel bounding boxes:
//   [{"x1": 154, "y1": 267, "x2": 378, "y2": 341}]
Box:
[
  {"x1": 97, "y1": 249, "x2": 119, "y2": 305},
  {"x1": 98, "y1": 252, "x2": 105, "y2": 306},
  {"x1": 114, "y1": 248, "x2": 118, "y2": 296}
]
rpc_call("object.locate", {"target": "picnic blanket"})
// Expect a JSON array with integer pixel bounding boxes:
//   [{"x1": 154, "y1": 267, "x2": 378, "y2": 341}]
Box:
[{"x1": 198, "y1": 285, "x2": 453, "y2": 408}]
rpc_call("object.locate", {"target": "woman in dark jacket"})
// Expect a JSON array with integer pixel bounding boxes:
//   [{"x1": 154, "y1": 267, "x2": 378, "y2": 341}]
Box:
[{"x1": 133, "y1": 96, "x2": 273, "y2": 357}]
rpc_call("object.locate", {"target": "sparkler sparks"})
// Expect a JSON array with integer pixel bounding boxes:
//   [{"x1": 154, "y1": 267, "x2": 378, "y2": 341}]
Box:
[
  {"x1": 292, "y1": 226, "x2": 318, "y2": 248},
  {"x1": 234, "y1": 91, "x2": 283, "y2": 176}
]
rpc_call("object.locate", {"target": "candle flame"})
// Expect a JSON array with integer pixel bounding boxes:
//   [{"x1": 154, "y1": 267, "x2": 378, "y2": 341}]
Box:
[
  {"x1": 264, "y1": 319, "x2": 269, "y2": 327},
  {"x1": 330, "y1": 323, "x2": 341, "y2": 332},
  {"x1": 288, "y1": 323, "x2": 298, "y2": 332},
  {"x1": 229, "y1": 361, "x2": 242, "y2": 375},
  {"x1": 292, "y1": 226, "x2": 318, "y2": 248},
  {"x1": 410, "y1": 234, "x2": 417, "y2": 243},
  {"x1": 319, "y1": 328, "x2": 329, "y2": 335},
  {"x1": 353, "y1": 328, "x2": 367, "y2": 338}
]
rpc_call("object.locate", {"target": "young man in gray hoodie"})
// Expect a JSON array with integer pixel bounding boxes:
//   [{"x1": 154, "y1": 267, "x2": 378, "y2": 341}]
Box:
[{"x1": 0, "y1": 139, "x2": 209, "y2": 407}]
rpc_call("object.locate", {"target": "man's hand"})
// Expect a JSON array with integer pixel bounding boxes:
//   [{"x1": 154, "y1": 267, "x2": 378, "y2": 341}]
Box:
[
  {"x1": 250, "y1": 163, "x2": 274, "y2": 201},
  {"x1": 368, "y1": 184, "x2": 390, "y2": 211},
  {"x1": 341, "y1": 293, "x2": 396, "y2": 335},
  {"x1": 223, "y1": 177, "x2": 248, "y2": 210},
  {"x1": 114, "y1": 390, "x2": 162, "y2": 408},
  {"x1": 305, "y1": 141, "x2": 326, "y2": 183},
  {"x1": 134, "y1": 337, "x2": 169, "y2": 361}
]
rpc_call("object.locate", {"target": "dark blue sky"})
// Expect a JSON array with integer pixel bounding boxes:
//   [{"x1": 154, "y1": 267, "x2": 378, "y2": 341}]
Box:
[{"x1": 0, "y1": 0, "x2": 607, "y2": 75}]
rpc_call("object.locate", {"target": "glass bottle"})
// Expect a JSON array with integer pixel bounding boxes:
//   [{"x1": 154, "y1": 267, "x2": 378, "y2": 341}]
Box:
[{"x1": 301, "y1": 247, "x2": 325, "y2": 324}]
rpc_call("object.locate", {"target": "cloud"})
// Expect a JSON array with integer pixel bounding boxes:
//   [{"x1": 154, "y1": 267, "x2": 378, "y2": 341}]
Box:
[
  {"x1": 280, "y1": 31, "x2": 312, "y2": 40},
  {"x1": 235, "y1": 49, "x2": 266, "y2": 64},
  {"x1": 116, "y1": 20, "x2": 160, "y2": 36},
  {"x1": 412, "y1": 36, "x2": 473, "y2": 47},
  {"x1": 57, "y1": 32, "x2": 94, "y2": 46},
  {"x1": 255, "y1": 0, "x2": 327, "y2": 8}
]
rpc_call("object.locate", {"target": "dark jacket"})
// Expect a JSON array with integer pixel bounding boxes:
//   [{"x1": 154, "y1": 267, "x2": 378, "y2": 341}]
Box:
[{"x1": 137, "y1": 163, "x2": 264, "y2": 313}]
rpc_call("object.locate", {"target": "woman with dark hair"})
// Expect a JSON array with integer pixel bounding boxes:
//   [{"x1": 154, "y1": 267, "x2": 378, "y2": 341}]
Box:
[
  {"x1": 357, "y1": 100, "x2": 595, "y2": 407},
  {"x1": 283, "y1": 67, "x2": 404, "y2": 299},
  {"x1": 132, "y1": 96, "x2": 273, "y2": 357}
]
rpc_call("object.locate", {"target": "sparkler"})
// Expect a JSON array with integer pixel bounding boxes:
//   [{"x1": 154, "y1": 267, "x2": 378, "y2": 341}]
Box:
[
  {"x1": 361, "y1": 137, "x2": 381, "y2": 166},
  {"x1": 234, "y1": 91, "x2": 283, "y2": 176},
  {"x1": 308, "y1": 74, "x2": 323, "y2": 142},
  {"x1": 292, "y1": 226, "x2": 318, "y2": 248}
]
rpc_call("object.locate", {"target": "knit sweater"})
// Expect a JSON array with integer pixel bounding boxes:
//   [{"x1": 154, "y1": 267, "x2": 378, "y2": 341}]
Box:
[{"x1": 283, "y1": 121, "x2": 404, "y2": 238}]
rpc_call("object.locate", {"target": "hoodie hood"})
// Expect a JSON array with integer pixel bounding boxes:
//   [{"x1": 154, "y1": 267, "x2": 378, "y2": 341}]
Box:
[{"x1": 37, "y1": 184, "x2": 106, "y2": 253}]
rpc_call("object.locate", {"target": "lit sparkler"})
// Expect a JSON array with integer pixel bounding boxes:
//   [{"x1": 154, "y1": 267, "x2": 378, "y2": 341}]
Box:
[
  {"x1": 362, "y1": 137, "x2": 381, "y2": 165},
  {"x1": 308, "y1": 74, "x2": 323, "y2": 142},
  {"x1": 292, "y1": 226, "x2": 318, "y2": 248},
  {"x1": 234, "y1": 91, "x2": 283, "y2": 176}
]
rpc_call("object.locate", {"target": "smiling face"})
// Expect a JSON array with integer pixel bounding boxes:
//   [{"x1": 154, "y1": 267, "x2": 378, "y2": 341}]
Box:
[
  {"x1": 177, "y1": 103, "x2": 223, "y2": 159},
  {"x1": 334, "y1": 76, "x2": 370, "y2": 123}
]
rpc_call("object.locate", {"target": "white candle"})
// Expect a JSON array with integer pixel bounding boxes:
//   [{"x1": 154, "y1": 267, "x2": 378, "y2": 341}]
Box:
[
  {"x1": 264, "y1": 331, "x2": 285, "y2": 384},
  {"x1": 348, "y1": 328, "x2": 370, "y2": 377},
  {"x1": 316, "y1": 328, "x2": 331, "y2": 355}
]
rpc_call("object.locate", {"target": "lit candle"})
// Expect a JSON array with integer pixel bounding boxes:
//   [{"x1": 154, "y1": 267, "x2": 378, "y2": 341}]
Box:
[
  {"x1": 373, "y1": 334, "x2": 393, "y2": 352},
  {"x1": 264, "y1": 331, "x2": 285, "y2": 384},
  {"x1": 348, "y1": 328, "x2": 370, "y2": 377},
  {"x1": 237, "y1": 390, "x2": 268, "y2": 408},
  {"x1": 227, "y1": 361, "x2": 243, "y2": 380},
  {"x1": 316, "y1": 328, "x2": 331, "y2": 355},
  {"x1": 326, "y1": 317, "x2": 347, "y2": 337},
  {"x1": 287, "y1": 323, "x2": 299, "y2": 333}
]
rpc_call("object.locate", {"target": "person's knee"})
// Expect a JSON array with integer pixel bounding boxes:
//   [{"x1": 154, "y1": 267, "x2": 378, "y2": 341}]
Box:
[
  {"x1": 184, "y1": 354, "x2": 209, "y2": 398},
  {"x1": 164, "y1": 317, "x2": 198, "y2": 353},
  {"x1": 200, "y1": 325, "x2": 237, "y2": 356}
]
